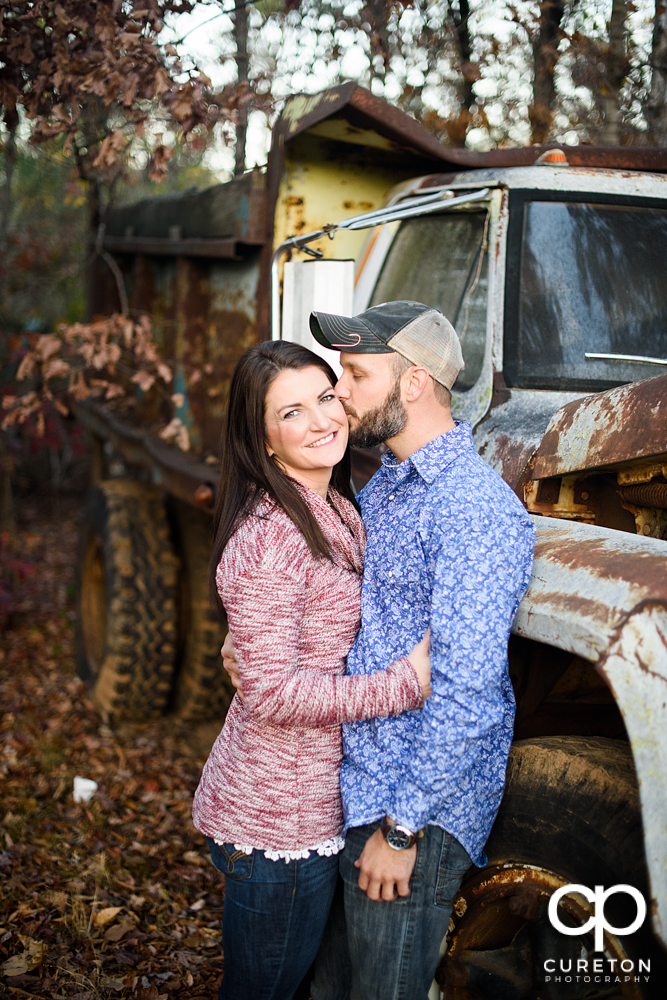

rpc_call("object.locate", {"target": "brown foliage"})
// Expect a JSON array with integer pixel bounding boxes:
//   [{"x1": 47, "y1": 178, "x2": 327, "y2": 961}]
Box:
[
  {"x1": 3, "y1": 315, "x2": 190, "y2": 452},
  {"x1": 0, "y1": 1, "x2": 230, "y2": 186},
  {"x1": 0, "y1": 496, "x2": 227, "y2": 998}
]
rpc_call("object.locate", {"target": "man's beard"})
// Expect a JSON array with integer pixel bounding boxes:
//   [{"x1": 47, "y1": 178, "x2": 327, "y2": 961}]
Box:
[{"x1": 345, "y1": 377, "x2": 407, "y2": 449}]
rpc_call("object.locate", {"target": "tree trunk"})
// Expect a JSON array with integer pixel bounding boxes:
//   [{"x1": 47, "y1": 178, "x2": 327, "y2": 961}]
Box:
[
  {"x1": 0, "y1": 116, "x2": 18, "y2": 322},
  {"x1": 366, "y1": 0, "x2": 391, "y2": 90},
  {"x1": 0, "y1": 117, "x2": 17, "y2": 254},
  {"x1": 646, "y1": 0, "x2": 667, "y2": 145},
  {"x1": 234, "y1": 0, "x2": 249, "y2": 177},
  {"x1": 529, "y1": 0, "x2": 566, "y2": 144},
  {"x1": 85, "y1": 179, "x2": 102, "y2": 321},
  {"x1": 0, "y1": 431, "x2": 16, "y2": 537},
  {"x1": 447, "y1": 0, "x2": 477, "y2": 147},
  {"x1": 598, "y1": 0, "x2": 629, "y2": 145}
]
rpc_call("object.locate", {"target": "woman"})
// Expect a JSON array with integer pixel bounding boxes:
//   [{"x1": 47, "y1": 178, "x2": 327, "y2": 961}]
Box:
[{"x1": 192, "y1": 341, "x2": 430, "y2": 1000}]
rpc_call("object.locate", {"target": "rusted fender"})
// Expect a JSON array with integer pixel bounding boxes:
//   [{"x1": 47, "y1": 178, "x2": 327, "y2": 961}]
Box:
[
  {"x1": 533, "y1": 372, "x2": 667, "y2": 479},
  {"x1": 474, "y1": 387, "x2": 585, "y2": 492},
  {"x1": 513, "y1": 516, "x2": 667, "y2": 943}
]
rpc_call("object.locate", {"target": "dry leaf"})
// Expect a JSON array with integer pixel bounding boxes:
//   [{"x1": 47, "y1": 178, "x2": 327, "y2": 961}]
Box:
[
  {"x1": 100, "y1": 976, "x2": 125, "y2": 992},
  {"x1": 16, "y1": 352, "x2": 36, "y2": 381},
  {"x1": 182, "y1": 851, "x2": 207, "y2": 868},
  {"x1": 1, "y1": 937, "x2": 45, "y2": 976},
  {"x1": 159, "y1": 417, "x2": 190, "y2": 451},
  {"x1": 35, "y1": 334, "x2": 62, "y2": 362},
  {"x1": 92, "y1": 905, "x2": 122, "y2": 928},
  {"x1": 104, "y1": 917, "x2": 135, "y2": 942},
  {"x1": 131, "y1": 370, "x2": 155, "y2": 392},
  {"x1": 43, "y1": 358, "x2": 70, "y2": 380}
]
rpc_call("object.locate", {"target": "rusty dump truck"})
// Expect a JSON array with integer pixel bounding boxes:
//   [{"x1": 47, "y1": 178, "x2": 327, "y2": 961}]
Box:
[{"x1": 77, "y1": 83, "x2": 667, "y2": 997}]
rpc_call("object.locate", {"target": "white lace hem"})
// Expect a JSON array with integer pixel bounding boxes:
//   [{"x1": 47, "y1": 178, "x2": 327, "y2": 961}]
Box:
[{"x1": 218, "y1": 835, "x2": 346, "y2": 863}]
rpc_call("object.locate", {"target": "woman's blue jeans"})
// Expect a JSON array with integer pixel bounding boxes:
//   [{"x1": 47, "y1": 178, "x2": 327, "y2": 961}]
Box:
[{"x1": 206, "y1": 837, "x2": 340, "y2": 1000}]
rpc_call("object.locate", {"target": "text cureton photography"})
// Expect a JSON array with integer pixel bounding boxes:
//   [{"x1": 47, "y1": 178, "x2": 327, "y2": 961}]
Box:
[{"x1": 538, "y1": 882, "x2": 653, "y2": 991}]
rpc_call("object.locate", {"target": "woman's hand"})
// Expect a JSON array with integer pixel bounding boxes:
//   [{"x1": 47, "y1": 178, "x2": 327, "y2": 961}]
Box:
[{"x1": 407, "y1": 629, "x2": 431, "y2": 703}]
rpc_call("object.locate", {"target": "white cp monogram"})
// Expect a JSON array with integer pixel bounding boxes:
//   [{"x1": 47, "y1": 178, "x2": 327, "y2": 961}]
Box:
[{"x1": 548, "y1": 884, "x2": 647, "y2": 952}]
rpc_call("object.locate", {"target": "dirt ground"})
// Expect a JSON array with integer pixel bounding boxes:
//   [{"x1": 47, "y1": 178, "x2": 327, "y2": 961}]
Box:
[{"x1": 1, "y1": 494, "x2": 228, "y2": 999}]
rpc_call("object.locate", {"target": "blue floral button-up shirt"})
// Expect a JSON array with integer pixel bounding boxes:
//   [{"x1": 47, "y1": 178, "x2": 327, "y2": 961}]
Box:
[{"x1": 341, "y1": 421, "x2": 535, "y2": 867}]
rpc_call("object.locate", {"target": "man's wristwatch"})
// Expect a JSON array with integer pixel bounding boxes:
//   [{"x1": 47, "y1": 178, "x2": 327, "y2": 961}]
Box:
[{"x1": 381, "y1": 815, "x2": 419, "y2": 850}]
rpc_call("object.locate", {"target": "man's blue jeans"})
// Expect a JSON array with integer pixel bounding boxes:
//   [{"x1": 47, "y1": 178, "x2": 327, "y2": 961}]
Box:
[
  {"x1": 206, "y1": 837, "x2": 339, "y2": 1000},
  {"x1": 309, "y1": 822, "x2": 472, "y2": 1000}
]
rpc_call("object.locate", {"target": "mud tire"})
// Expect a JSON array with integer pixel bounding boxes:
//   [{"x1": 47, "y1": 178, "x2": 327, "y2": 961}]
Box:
[
  {"x1": 489, "y1": 736, "x2": 646, "y2": 888},
  {"x1": 75, "y1": 481, "x2": 178, "y2": 720},
  {"x1": 445, "y1": 736, "x2": 666, "y2": 998},
  {"x1": 170, "y1": 501, "x2": 234, "y2": 721}
]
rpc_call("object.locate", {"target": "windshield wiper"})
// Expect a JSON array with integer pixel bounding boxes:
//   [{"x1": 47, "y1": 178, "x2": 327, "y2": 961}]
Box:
[{"x1": 585, "y1": 352, "x2": 667, "y2": 367}]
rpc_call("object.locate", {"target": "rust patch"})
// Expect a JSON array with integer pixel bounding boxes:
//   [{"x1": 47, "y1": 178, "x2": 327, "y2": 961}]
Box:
[
  {"x1": 492, "y1": 434, "x2": 537, "y2": 492},
  {"x1": 534, "y1": 373, "x2": 667, "y2": 479},
  {"x1": 489, "y1": 370, "x2": 511, "y2": 411},
  {"x1": 518, "y1": 589, "x2": 611, "y2": 624},
  {"x1": 534, "y1": 529, "x2": 667, "y2": 598}
]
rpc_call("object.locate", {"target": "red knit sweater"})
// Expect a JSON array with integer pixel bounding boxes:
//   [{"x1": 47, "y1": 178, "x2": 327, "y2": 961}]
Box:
[{"x1": 192, "y1": 484, "x2": 422, "y2": 854}]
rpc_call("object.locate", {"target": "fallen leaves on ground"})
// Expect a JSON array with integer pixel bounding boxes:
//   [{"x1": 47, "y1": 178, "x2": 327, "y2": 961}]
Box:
[{"x1": 1, "y1": 495, "x2": 227, "y2": 998}]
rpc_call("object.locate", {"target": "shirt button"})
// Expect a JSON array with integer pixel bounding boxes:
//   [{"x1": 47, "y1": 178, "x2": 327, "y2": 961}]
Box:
[
  {"x1": 388, "y1": 494, "x2": 395, "y2": 500},
  {"x1": 388, "y1": 570, "x2": 393, "y2": 577}
]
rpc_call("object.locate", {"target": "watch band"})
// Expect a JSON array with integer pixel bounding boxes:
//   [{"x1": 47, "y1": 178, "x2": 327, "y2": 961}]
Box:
[{"x1": 381, "y1": 815, "x2": 418, "y2": 850}]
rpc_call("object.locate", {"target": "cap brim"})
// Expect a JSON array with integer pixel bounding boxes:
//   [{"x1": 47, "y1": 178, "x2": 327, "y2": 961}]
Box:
[{"x1": 309, "y1": 312, "x2": 394, "y2": 354}]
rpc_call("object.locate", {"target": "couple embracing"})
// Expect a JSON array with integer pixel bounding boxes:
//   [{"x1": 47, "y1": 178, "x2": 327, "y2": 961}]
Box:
[{"x1": 192, "y1": 301, "x2": 535, "y2": 1000}]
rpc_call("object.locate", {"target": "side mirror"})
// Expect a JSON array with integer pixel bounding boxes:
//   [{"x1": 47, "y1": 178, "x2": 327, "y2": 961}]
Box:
[{"x1": 280, "y1": 259, "x2": 354, "y2": 375}]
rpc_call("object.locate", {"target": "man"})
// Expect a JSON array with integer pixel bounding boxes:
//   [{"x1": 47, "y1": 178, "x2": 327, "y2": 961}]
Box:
[{"x1": 224, "y1": 301, "x2": 535, "y2": 999}]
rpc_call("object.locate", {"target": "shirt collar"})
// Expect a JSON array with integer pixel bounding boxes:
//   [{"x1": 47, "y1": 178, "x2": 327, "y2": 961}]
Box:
[{"x1": 380, "y1": 421, "x2": 473, "y2": 485}]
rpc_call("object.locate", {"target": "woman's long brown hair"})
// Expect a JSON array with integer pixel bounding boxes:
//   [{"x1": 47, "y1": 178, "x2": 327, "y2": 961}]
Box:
[{"x1": 209, "y1": 341, "x2": 359, "y2": 618}]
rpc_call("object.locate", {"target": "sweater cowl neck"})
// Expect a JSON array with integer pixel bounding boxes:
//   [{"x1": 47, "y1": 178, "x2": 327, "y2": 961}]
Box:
[{"x1": 257, "y1": 479, "x2": 365, "y2": 576}]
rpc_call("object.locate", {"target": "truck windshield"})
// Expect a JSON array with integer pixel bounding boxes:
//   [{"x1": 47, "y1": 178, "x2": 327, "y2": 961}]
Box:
[
  {"x1": 370, "y1": 211, "x2": 488, "y2": 391},
  {"x1": 506, "y1": 201, "x2": 667, "y2": 389}
]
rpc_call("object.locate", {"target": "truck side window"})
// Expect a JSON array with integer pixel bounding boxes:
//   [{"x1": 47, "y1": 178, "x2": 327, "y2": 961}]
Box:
[{"x1": 370, "y1": 212, "x2": 489, "y2": 392}]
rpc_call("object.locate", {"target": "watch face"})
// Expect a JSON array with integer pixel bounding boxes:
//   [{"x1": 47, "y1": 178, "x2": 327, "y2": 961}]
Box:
[{"x1": 386, "y1": 826, "x2": 412, "y2": 850}]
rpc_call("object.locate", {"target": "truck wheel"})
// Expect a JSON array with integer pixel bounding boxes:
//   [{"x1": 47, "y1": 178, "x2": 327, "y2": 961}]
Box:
[
  {"x1": 170, "y1": 501, "x2": 234, "y2": 721},
  {"x1": 437, "y1": 737, "x2": 665, "y2": 1000},
  {"x1": 75, "y1": 481, "x2": 178, "y2": 720}
]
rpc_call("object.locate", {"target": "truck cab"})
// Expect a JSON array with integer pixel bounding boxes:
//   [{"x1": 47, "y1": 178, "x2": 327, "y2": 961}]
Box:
[{"x1": 341, "y1": 158, "x2": 667, "y2": 998}]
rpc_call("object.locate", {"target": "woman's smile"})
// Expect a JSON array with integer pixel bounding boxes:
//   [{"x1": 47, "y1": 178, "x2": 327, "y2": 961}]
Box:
[{"x1": 306, "y1": 430, "x2": 338, "y2": 448}]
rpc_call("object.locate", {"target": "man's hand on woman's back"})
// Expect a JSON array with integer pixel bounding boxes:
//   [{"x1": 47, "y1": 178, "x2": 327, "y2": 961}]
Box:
[{"x1": 221, "y1": 632, "x2": 244, "y2": 700}]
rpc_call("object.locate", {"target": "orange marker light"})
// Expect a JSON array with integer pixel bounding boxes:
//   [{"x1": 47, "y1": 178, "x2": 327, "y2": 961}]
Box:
[{"x1": 534, "y1": 149, "x2": 569, "y2": 166}]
